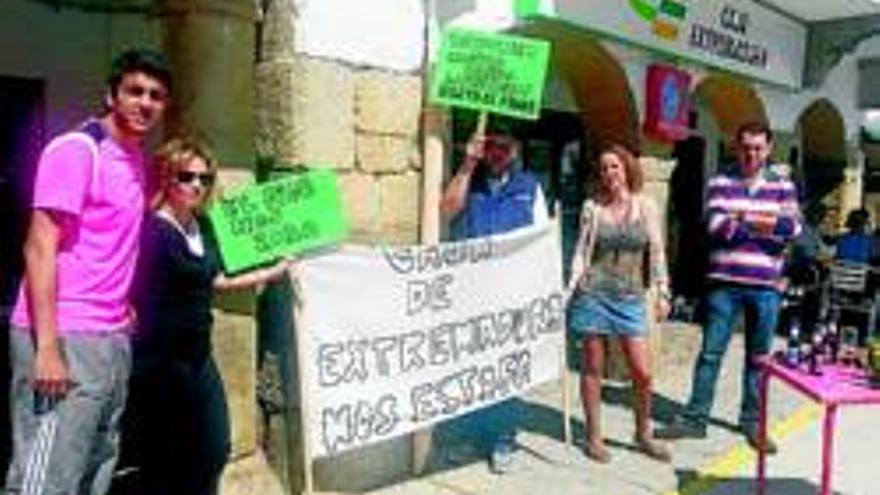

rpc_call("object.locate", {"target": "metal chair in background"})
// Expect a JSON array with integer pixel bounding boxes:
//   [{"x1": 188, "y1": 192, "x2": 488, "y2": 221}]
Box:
[{"x1": 824, "y1": 261, "x2": 879, "y2": 344}]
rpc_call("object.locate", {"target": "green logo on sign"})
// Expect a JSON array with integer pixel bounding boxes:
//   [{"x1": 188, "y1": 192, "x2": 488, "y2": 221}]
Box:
[{"x1": 629, "y1": 0, "x2": 689, "y2": 40}]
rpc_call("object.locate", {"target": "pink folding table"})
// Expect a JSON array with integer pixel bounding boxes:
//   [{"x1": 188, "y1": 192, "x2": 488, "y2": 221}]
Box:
[{"x1": 756, "y1": 357, "x2": 880, "y2": 495}]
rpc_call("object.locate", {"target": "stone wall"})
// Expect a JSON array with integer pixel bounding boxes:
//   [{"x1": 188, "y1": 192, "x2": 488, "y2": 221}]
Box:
[
  {"x1": 161, "y1": 0, "x2": 256, "y2": 168},
  {"x1": 213, "y1": 310, "x2": 258, "y2": 456},
  {"x1": 158, "y1": 6, "x2": 264, "y2": 488},
  {"x1": 256, "y1": 10, "x2": 426, "y2": 487},
  {"x1": 256, "y1": 57, "x2": 423, "y2": 245},
  {"x1": 210, "y1": 168, "x2": 261, "y2": 465}
]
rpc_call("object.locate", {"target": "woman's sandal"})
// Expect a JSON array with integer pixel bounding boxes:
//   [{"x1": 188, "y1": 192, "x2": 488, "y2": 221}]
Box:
[
  {"x1": 634, "y1": 435, "x2": 672, "y2": 463},
  {"x1": 584, "y1": 442, "x2": 612, "y2": 463}
]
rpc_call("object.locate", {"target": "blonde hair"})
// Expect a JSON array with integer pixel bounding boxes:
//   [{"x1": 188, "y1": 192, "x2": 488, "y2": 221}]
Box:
[{"x1": 150, "y1": 137, "x2": 217, "y2": 210}]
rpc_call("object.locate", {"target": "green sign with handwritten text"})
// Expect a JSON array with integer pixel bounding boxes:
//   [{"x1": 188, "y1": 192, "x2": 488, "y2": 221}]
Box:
[
  {"x1": 430, "y1": 28, "x2": 550, "y2": 120},
  {"x1": 208, "y1": 169, "x2": 347, "y2": 273}
]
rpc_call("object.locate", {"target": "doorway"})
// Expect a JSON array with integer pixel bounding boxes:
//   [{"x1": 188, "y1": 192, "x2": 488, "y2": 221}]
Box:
[
  {"x1": 797, "y1": 99, "x2": 847, "y2": 225},
  {"x1": 0, "y1": 75, "x2": 45, "y2": 473},
  {"x1": 518, "y1": 110, "x2": 588, "y2": 283},
  {"x1": 669, "y1": 116, "x2": 708, "y2": 303}
]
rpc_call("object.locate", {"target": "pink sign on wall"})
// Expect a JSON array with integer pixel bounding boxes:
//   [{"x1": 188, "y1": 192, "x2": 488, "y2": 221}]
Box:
[{"x1": 643, "y1": 63, "x2": 692, "y2": 142}]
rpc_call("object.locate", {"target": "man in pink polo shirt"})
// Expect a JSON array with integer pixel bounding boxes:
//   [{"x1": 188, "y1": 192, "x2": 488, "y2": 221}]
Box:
[{"x1": 5, "y1": 49, "x2": 171, "y2": 495}]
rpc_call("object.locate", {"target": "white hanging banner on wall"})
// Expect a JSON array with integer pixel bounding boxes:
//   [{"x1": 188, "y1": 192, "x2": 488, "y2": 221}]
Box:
[{"x1": 297, "y1": 226, "x2": 565, "y2": 458}]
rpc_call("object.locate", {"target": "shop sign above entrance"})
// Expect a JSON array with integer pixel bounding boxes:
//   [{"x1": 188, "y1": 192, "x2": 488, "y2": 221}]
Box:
[{"x1": 517, "y1": 0, "x2": 806, "y2": 88}]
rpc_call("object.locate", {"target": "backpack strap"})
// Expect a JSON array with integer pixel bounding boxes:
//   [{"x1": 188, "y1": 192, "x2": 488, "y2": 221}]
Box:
[
  {"x1": 78, "y1": 119, "x2": 106, "y2": 143},
  {"x1": 76, "y1": 119, "x2": 105, "y2": 199}
]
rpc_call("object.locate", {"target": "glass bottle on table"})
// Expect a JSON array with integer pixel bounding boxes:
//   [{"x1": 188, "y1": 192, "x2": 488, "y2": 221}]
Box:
[
  {"x1": 785, "y1": 315, "x2": 803, "y2": 368},
  {"x1": 807, "y1": 323, "x2": 824, "y2": 375},
  {"x1": 825, "y1": 310, "x2": 840, "y2": 364},
  {"x1": 840, "y1": 326, "x2": 859, "y2": 367}
]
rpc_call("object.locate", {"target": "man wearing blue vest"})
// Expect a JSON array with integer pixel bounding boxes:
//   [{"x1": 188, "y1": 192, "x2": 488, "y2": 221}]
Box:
[{"x1": 440, "y1": 118, "x2": 548, "y2": 474}]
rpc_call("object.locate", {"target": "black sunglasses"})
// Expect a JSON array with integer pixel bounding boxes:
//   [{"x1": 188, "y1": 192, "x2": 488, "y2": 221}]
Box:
[{"x1": 174, "y1": 171, "x2": 215, "y2": 187}]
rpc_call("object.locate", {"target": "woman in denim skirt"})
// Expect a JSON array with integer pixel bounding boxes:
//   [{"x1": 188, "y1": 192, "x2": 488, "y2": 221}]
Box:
[{"x1": 566, "y1": 144, "x2": 671, "y2": 463}]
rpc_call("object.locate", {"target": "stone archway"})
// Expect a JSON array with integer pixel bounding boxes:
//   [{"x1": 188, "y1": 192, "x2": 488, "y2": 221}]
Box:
[
  {"x1": 693, "y1": 74, "x2": 768, "y2": 139},
  {"x1": 508, "y1": 20, "x2": 641, "y2": 283},
  {"x1": 798, "y1": 98, "x2": 847, "y2": 174},
  {"x1": 517, "y1": 19, "x2": 640, "y2": 153},
  {"x1": 805, "y1": 14, "x2": 880, "y2": 88},
  {"x1": 689, "y1": 74, "x2": 768, "y2": 178},
  {"x1": 797, "y1": 98, "x2": 848, "y2": 223}
]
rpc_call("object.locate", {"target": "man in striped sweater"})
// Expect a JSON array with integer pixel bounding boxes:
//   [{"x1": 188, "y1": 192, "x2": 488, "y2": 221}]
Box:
[{"x1": 659, "y1": 121, "x2": 801, "y2": 454}]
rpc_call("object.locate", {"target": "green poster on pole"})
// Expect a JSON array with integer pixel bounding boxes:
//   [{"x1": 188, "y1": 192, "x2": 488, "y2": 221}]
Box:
[
  {"x1": 207, "y1": 169, "x2": 348, "y2": 273},
  {"x1": 430, "y1": 28, "x2": 551, "y2": 120}
]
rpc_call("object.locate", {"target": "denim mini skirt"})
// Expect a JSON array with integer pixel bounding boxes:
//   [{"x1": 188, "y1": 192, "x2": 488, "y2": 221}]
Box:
[{"x1": 567, "y1": 289, "x2": 647, "y2": 337}]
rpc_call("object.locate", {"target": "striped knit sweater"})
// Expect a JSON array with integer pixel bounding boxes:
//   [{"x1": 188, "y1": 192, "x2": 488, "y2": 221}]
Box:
[{"x1": 705, "y1": 166, "x2": 801, "y2": 289}]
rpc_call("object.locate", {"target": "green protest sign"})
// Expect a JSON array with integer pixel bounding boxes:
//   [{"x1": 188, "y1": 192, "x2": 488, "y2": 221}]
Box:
[
  {"x1": 208, "y1": 169, "x2": 347, "y2": 273},
  {"x1": 430, "y1": 28, "x2": 551, "y2": 120}
]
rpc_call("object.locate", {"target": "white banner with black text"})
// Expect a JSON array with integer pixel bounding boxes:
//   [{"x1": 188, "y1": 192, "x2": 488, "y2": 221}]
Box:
[{"x1": 297, "y1": 225, "x2": 564, "y2": 458}]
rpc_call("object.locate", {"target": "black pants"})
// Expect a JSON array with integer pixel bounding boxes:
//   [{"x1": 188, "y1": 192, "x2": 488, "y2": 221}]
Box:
[{"x1": 115, "y1": 355, "x2": 230, "y2": 495}]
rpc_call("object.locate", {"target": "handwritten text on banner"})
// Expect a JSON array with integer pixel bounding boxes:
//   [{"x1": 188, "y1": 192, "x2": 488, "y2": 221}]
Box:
[{"x1": 297, "y1": 226, "x2": 564, "y2": 457}]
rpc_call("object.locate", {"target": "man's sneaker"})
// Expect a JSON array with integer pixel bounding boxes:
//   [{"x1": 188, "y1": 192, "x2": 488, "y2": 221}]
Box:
[
  {"x1": 743, "y1": 426, "x2": 778, "y2": 455},
  {"x1": 489, "y1": 441, "x2": 516, "y2": 474},
  {"x1": 654, "y1": 415, "x2": 707, "y2": 440}
]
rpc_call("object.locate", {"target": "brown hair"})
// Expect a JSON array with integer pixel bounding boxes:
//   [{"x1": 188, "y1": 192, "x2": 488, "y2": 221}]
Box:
[
  {"x1": 108, "y1": 48, "x2": 172, "y2": 97},
  {"x1": 597, "y1": 143, "x2": 643, "y2": 197},
  {"x1": 150, "y1": 137, "x2": 217, "y2": 210},
  {"x1": 736, "y1": 121, "x2": 773, "y2": 143}
]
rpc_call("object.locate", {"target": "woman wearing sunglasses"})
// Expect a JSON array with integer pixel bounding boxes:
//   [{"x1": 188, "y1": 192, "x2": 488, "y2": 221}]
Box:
[{"x1": 120, "y1": 138, "x2": 291, "y2": 495}]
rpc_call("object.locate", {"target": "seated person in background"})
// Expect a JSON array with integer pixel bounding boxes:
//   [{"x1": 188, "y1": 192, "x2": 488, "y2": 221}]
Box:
[
  {"x1": 788, "y1": 204, "x2": 827, "y2": 281},
  {"x1": 835, "y1": 208, "x2": 872, "y2": 264},
  {"x1": 831, "y1": 208, "x2": 875, "y2": 346}
]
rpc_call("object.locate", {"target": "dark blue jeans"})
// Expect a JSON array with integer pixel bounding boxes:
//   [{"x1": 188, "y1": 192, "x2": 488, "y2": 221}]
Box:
[
  {"x1": 445, "y1": 398, "x2": 520, "y2": 455},
  {"x1": 683, "y1": 284, "x2": 781, "y2": 429}
]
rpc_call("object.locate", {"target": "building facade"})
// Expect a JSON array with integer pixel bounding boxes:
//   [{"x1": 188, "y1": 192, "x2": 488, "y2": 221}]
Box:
[{"x1": 2, "y1": 0, "x2": 880, "y2": 493}]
